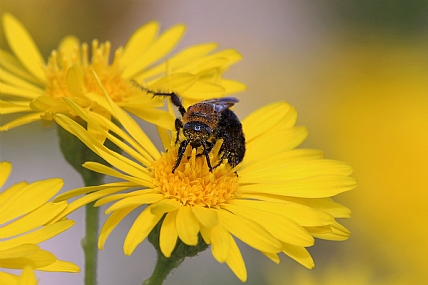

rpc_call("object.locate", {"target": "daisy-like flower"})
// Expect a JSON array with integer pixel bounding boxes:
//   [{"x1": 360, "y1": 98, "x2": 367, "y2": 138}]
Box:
[
  {"x1": 0, "y1": 161, "x2": 80, "y2": 284},
  {"x1": 0, "y1": 13, "x2": 245, "y2": 131},
  {"x1": 53, "y1": 89, "x2": 355, "y2": 282}
]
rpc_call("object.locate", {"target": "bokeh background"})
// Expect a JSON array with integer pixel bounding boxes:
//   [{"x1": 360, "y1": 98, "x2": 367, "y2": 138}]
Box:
[{"x1": 2, "y1": 1, "x2": 428, "y2": 284}]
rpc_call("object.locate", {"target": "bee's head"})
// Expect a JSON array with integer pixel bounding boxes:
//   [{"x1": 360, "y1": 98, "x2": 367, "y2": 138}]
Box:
[{"x1": 183, "y1": 121, "x2": 212, "y2": 143}]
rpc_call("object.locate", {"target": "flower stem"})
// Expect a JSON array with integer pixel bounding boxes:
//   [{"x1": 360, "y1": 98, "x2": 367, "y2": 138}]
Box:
[
  {"x1": 142, "y1": 251, "x2": 185, "y2": 285},
  {"x1": 82, "y1": 202, "x2": 99, "y2": 285}
]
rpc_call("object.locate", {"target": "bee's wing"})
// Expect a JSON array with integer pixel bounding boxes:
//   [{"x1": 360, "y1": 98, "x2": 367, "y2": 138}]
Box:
[{"x1": 203, "y1": 97, "x2": 239, "y2": 113}]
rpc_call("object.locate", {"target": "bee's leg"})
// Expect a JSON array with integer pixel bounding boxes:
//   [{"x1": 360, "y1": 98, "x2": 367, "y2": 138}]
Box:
[
  {"x1": 201, "y1": 141, "x2": 213, "y2": 172},
  {"x1": 195, "y1": 141, "x2": 214, "y2": 158},
  {"x1": 172, "y1": 139, "x2": 189, "y2": 173},
  {"x1": 174, "y1": 119, "x2": 183, "y2": 144}
]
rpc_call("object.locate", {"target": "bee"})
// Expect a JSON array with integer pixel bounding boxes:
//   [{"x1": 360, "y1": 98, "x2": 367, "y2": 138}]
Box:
[{"x1": 135, "y1": 84, "x2": 246, "y2": 173}]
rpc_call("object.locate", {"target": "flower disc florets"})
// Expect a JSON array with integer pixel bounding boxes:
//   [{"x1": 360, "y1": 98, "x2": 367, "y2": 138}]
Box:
[
  {"x1": 44, "y1": 40, "x2": 131, "y2": 101},
  {"x1": 152, "y1": 142, "x2": 240, "y2": 208}
]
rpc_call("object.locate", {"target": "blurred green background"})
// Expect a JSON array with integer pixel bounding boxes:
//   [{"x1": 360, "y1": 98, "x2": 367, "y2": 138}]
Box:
[{"x1": 2, "y1": 1, "x2": 428, "y2": 284}]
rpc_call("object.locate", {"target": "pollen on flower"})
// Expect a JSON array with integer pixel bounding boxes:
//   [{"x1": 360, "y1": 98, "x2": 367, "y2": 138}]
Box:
[
  {"x1": 152, "y1": 142, "x2": 240, "y2": 208},
  {"x1": 44, "y1": 39, "x2": 131, "y2": 101}
]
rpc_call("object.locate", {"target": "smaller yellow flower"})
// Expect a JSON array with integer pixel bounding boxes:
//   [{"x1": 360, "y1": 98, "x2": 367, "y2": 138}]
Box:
[
  {"x1": 53, "y1": 90, "x2": 355, "y2": 282},
  {"x1": 0, "y1": 161, "x2": 80, "y2": 283},
  {"x1": 0, "y1": 13, "x2": 245, "y2": 132}
]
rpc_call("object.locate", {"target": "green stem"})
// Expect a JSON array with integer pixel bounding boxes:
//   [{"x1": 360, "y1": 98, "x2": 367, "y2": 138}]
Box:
[
  {"x1": 142, "y1": 251, "x2": 185, "y2": 285},
  {"x1": 81, "y1": 173, "x2": 103, "y2": 285},
  {"x1": 82, "y1": 202, "x2": 99, "y2": 285}
]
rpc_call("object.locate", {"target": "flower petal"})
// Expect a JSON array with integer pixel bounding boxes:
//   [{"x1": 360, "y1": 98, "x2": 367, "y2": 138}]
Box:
[
  {"x1": 105, "y1": 193, "x2": 164, "y2": 214},
  {"x1": 222, "y1": 204, "x2": 314, "y2": 246},
  {"x1": 1, "y1": 82, "x2": 44, "y2": 99},
  {"x1": 232, "y1": 199, "x2": 334, "y2": 227},
  {"x1": 99, "y1": 206, "x2": 138, "y2": 250},
  {"x1": 124, "y1": 205, "x2": 163, "y2": 255},
  {"x1": 0, "y1": 220, "x2": 75, "y2": 251},
  {"x1": 38, "y1": 259, "x2": 80, "y2": 273},
  {"x1": 17, "y1": 266, "x2": 37, "y2": 285},
  {"x1": 311, "y1": 221, "x2": 351, "y2": 241},
  {"x1": 0, "y1": 178, "x2": 63, "y2": 224},
  {"x1": 0, "y1": 49, "x2": 40, "y2": 85},
  {"x1": 121, "y1": 21, "x2": 160, "y2": 69},
  {"x1": 0, "y1": 250, "x2": 56, "y2": 269},
  {"x1": 0, "y1": 112, "x2": 43, "y2": 131},
  {"x1": 191, "y1": 205, "x2": 218, "y2": 228},
  {"x1": 0, "y1": 201, "x2": 67, "y2": 239},
  {"x1": 225, "y1": 236, "x2": 247, "y2": 282},
  {"x1": 0, "y1": 66, "x2": 43, "y2": 93},
  {"x1": 0, "y1": 161, "x2": 12, "y2": 187},
  {"x1": 282, "y1": 243, "x2": 314, "y2": 269},
  {"x1": 123, "y1": 23, "x2": 186, "y2": 79},
  {"x1": 217, "y1": 209, "x2": 282, "y2": 253},
  {"x1": 239, "y1": 159, "x2": 353, "y2": 183},
  {"x1": 239, "y1": 175, "x2": 357, "y2": 198},
  {"x1": 208, "y1": 225, "x2": 231, "y2": 263},
  {"x1": 243, "y1": 101, "x2": 297, "y2": 142},
  {"x1": 160, "y1": 211, "x2": 178, "y2": 257},
  {"x1": 3, "y1": 13, "x2": 47, "y2": 84},
  {"x1": 176, "y1": 206, "x2": 200, "y2": 246}
]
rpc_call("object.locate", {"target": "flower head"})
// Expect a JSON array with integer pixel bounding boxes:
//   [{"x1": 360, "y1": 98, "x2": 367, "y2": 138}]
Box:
[
  {"x1": 0, "y1": 13, "x2": 245, "y2": 131},
  {"x1": 0, "y1": 161, "x2": 80, "y2": 283},
  {"x1": 54, "y1": 93, "x2": 355, "y2": 282}
]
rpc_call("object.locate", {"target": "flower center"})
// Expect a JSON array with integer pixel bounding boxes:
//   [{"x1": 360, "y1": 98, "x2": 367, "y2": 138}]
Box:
[
  {"x1": 44, "y1": 40, "x2": 131, "y2": 101},
  {"x1": 152, "y1": 142, "x2": 240, "y2": 208}
]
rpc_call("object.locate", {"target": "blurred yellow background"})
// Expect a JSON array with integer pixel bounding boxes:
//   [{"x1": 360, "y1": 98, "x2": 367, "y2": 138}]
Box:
[{"x1": 2, "y1": 1, "x2": 428, "y2": 284}]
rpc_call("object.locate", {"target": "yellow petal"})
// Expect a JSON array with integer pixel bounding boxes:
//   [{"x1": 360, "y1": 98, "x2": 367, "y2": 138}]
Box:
[
  {"x1": 176, "y1": 206, "x2": 200, "y2": 246},
  {"x1": 191, "y1": 205, "x2": 218, "y2": 228},
  {"x1": 0, "y1": 178, "x2": 63, "y2": 223},
  {"x1": 0, "y1": 161, "x2": 12, "y2": 187},
  {"x1": 0, "y1": 220, "x2": 75, "y2": 251},
  {"x1": 0, "y1": 249, "x2": 56, "y2": 269},
  {"x1": 99, "y1": 206, "x2": 138, "y2": 250},
  {"x1": 54, "y1": 181, "x2": 136, "y2": 202},
  {"x1": 121, "y1": 21, "x2": 160, "y2": 69},
  {"x1": 208, "y1": 225, "x2": 231, "y2": 263},
  {"x1": 124, "y1": 205, "x2": 163, "y2": 255},
  {"x1": 243, "y1": 126, "x2": 308, "y2": 164},
  {"x1": 262, "y1": 251, "x2": 280, "y2": 264},
  {"x1": 180, "y1": 81, "x2": 225, "y2": 100},
  {"x1": 217, "y1": 209, "x2": 282, "y2": 253},
  {"x1": 219, "y1": 79, "x2": 247, "y2": 95},
  {"x1": 122, "y1": 107, "x2": 175, "y2": 131},
  {"x1": 222, "y1": 204, "x2": 314, "y2": 246},
  {"x1": 58, "y1": 35, "x2": 80, "y2": 68},
  {"x1": 138, "y1": 42, "x2": 219, "y2": 79},
  {"x1": 0, "y1": 271, "x2": 19, "y2": 284},
  {"x1": 284, "y1": 197, "x2": 352, "y2": 219},
  {"x1": 0, "y1": 201, "x2": 67, "y2": 238},
  {"x1": 282, "y1": 243, "x2": 314, "y2": 269},
  {"x1": 29, "y1": 96, "x2": 58, "y2": 111},
  {"x1": 239, "y1": 159, "x2": 353, "y2": 183},
  {"x1": 0, "y1": 244, "x2": 40, "y2": 259},
  {"x1": 311, "y1": 221, "x2": 350, "y2": 241},
  {"x1": 150, "y1": 199, "x2": 180, "y2": 216},
  {"x1": 0, "y1": 181, "x2": 28, "y2": 207},
  {"x1": 243, "y1": 101, "x2": 297, "y2": 142},
  {"x1": 159, "y1": 211, "x2": 178, "y2": 257},
  {"x1": 38, "y1": 259, "x2": 80, "y2": 273},
  {"x1": 17, "y1": 266, "x2": 37, "y2": 285},
  {"x1": 66, "y1": 65, "x2": 86, "y2": 97},
  {"x1": 95, "y1": 189, "x2": 154, "y2": 207},
  {"x1": 232, "y1": 199, "x2": 334, "y2": 227},
  {"x1": 3, "y1": 13, "x2": 47, "y2": 84},
  {"x1": 239, "y1": 175, "x2": 357, "y2": 198},
  {"x1": 100, "y1": 83, "x2": 160, "y2": 160},
  {"x1": 1, "y1": 83, "x2": 44, "y2": 99},
  {"x1": 225, "y1": 236, "x2": 247, "y2": 282},
  {"x1": 0, "y1": 100, "x2": 32, "y2": 115},
  {"x1": 0, "y1": 66, "x2": 43, "y2": 93},
  {"x1": 0, "y1": 112, "x2": 43, "y2": 131},
  {"x1": 0, "y1": 49, "x2": 40, "y2": 85},
  {"x1": 105, "y1": 193, "x2": 164, "y2": 214},
  {"x1": 123, "y1": 23, "x2": 186, "y2": 78}
]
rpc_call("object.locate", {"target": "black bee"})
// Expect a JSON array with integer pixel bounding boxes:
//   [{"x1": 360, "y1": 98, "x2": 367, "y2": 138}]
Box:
[{"x1": 135, "y1": 84, "x2": 246, "y2": 173}]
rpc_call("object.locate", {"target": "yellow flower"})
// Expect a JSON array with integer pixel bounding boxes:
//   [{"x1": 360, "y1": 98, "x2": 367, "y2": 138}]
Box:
[
  {"x1": 53, "y1": 94, "x2": 355, "y2": 282},
  {"x1": 0, "y1": 161, "x2": 80, "y2": 283},
  {"x1": 0, "y1": 13, "x2": 245, "y2": 131}
]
